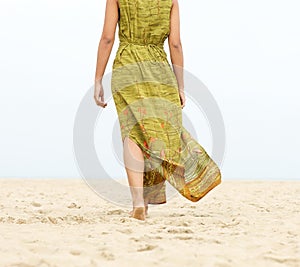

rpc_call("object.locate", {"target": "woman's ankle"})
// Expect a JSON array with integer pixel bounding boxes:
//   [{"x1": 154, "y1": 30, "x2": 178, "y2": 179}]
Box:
[{"x1": 132, "y1": 199, "x2": 145, "y2": 207}]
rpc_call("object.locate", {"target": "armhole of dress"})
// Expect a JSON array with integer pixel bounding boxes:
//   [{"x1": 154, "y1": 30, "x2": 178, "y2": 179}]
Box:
[{"x1": 117, "y1": 0, "x2": 120, "y2": 21}]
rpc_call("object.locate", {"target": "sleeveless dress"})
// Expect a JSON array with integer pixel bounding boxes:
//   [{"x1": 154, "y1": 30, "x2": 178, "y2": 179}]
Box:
[{"x1": 111, "y1": 0, "x2": 221, "y2": 204}]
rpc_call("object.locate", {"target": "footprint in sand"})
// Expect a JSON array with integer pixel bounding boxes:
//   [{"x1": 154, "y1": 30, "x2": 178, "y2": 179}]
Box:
[
  {"x1": 174, "y1": 236, "x2": 193, "y2": 240},
  {"x1": 100, "y1": 251, "x2": 115, "y2": 261},
  {"x1": 169, "y1": 213, "x2": 185, "y2": 217},
  {"x1": 67, "y1": 202, "x2": 81, "y2": 209},
  {"x1": 137, "y1": 244, "x2": 157, "y2": 252},
  {"x1": 47, "y1": 216, "x2": 58, "y2": 224},
  {"x1": 117, "y1": 228, "x2": 133, "y2": 234},
  {"x1": 106, "y1": 209, "x2": 124, "y2": 215},
  {"x1": 167, "y1": 228, "x2": 194, "y2": 234},
  {"x1": 70, "y1": 249, "x2": 81, "y2": 256},
  {"x1": 31, "y1": 201, "x2": 41, "y2": 207},
  {"x1": 37, "y1": 209, "x2": 48, "y2": 215},
  {"x1": 169, "y1": 221, "x2": 190, "y2": 227},
  {"x1": 219, "y1": 220, "x2": 240, "y2": 228},
  {"x1": 16, "y1": 218, "x2": 27, "y2": 224},
  {"x1": 7, "y1": 216, "x2": 15, "y2": 223},
  {"x1": 264, "y1": 255, "x2": 299, "y2": 265}
]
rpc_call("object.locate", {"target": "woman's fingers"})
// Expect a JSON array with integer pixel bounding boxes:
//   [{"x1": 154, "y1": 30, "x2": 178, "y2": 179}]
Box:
[
  {"x1": 98, "y1": 101, "x2": 107, "y2": 108},
  {"x1": 94, "y1": 94, "x2": 107, "y2": 108},
  {"x1": 95, "y1": 97, "x2": 107, "y2": 108},
  {"x1": 181, "y1": 96, "x2": 185, "y2": 108},
  {"x1": 179, "y1": 91, "x2": 185, "y2": 108}
]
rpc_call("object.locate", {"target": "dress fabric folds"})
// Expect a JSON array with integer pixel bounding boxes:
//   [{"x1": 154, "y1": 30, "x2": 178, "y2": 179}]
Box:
[{"x1": 111, "y1": 0, "x2": 221, "y2": 204}]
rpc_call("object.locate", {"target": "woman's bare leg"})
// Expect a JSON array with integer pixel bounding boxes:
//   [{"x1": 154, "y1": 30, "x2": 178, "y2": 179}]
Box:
[{"x1": 123, "y1": 136, "x2": 146, "y2": 220}]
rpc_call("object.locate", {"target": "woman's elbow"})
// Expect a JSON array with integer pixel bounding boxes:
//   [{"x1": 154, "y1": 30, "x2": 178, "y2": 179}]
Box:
[
  {"x1": 169, "y1": 39, "x2": 182, "y2": 49},
  {"x1": 101, "y1": 36, "x2": 115, "y2": 45}
]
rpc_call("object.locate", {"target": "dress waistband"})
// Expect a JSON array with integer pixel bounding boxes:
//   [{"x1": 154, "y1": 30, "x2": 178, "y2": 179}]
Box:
[
  {"x1": 119, "y1": 40, "x2": 164, "y2": 49},
  {"x1": 116, "y1": 40, "x2": 166, "y2": 61}
]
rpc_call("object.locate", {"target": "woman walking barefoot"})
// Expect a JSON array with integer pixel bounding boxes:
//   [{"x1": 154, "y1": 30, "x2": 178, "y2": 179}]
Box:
[{"x1": 94, "y1": 0, "x2": 221, "y2": 221}]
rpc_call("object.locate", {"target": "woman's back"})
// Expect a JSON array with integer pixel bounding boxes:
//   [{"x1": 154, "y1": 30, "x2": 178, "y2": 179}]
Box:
[
  {"x1": 117, "y1": 0, "x2": 172, "y2": 45},
  {"x1": 113, "y1": 0, "x2": 173, "y2": 67}
]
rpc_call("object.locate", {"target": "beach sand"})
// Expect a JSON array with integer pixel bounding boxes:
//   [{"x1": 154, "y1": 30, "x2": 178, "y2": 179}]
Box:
[{"x1": 0, "y1": 179, "x2": 299, "y2": 267}]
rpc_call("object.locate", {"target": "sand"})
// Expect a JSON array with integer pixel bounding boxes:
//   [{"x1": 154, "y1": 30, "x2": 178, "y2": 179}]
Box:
[{"x1": 0, "y1": 178, "x2": 299, "y2": 267}]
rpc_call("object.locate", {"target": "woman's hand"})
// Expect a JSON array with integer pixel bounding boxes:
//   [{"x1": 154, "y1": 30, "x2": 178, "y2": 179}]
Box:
[
  {"x1": 178, "y1": 89, "x2": 185, "y2": 108},
  {"x1": 94, "y1": 80, "x2": 107, "y2": 108}
]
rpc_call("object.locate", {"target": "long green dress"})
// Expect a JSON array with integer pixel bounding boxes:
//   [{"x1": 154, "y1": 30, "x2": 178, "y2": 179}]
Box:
[{"x1": 111, "y1": 0, "x2": 221, "y2": 204}]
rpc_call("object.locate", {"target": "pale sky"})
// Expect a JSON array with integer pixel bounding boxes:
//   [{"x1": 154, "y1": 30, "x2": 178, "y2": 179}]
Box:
[{"x1": 0, "y1": 0, "x2": 299, "y2": 180}]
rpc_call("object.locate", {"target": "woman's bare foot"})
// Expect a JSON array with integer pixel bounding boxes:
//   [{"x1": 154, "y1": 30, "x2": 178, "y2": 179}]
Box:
[
  {"x1": 129, "y1": 205, "x2": 148, "y2": 217},
  {"x1": 130, "y1": 207, "x2": 146, "y2": 220}
]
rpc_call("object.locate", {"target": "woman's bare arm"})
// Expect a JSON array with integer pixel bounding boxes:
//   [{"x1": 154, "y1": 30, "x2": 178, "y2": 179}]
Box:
[
  {"x1": 94, "y1": 0, "x2": 118, "y2": 107},
  {"x1": 94, "y1": 0, "x2": 119, "y2": 82},
  {"x1": 168, "y1": 0, "x2": 184, "y2": 92}
]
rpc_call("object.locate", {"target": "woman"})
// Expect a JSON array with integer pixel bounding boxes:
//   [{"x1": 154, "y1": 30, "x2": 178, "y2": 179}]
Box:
[{"x1": 94, "y1": 0, "x2": 221, "y2": 220}]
